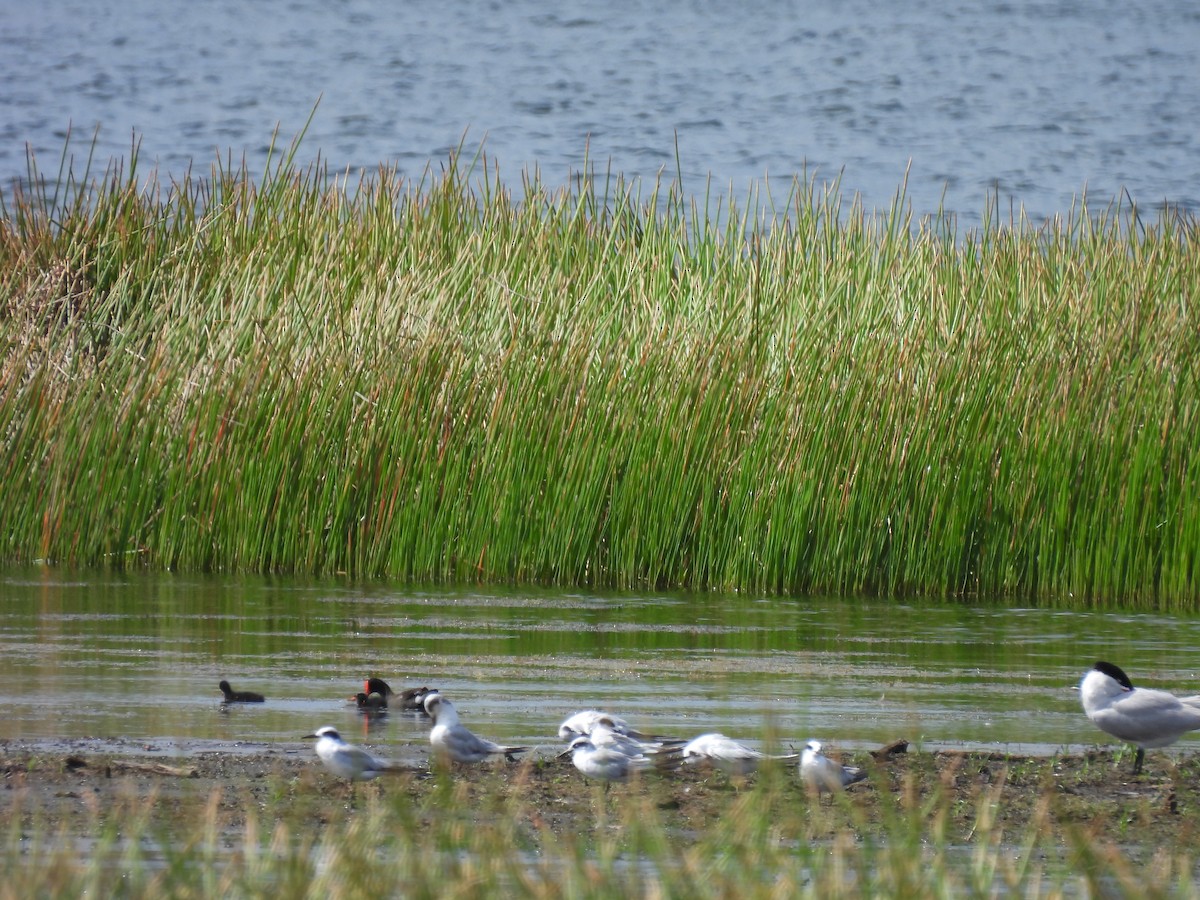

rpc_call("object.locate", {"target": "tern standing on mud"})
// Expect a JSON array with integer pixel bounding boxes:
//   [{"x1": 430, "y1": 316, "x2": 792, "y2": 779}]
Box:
[
  {"x1": 1079, "y1": 661, "x2": 1200, "y2": 774},
  {"x1": 424, "y1": 693, "x2": 529, "y2": 765},
  {"x1": 304, "y1": 726, "x2": 403, "y2": 782},
  {"x1": 799, "y1": 740, "x2": 866, "y2": 794}
]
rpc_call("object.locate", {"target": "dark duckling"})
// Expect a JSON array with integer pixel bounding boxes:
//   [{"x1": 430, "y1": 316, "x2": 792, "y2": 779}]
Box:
[{"x1": 219, "y1": 680, "x2": 265, "y2": 703}]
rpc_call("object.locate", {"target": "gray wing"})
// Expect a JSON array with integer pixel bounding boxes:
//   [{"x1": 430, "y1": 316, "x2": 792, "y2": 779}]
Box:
[
  {"x1": 447, "y1": 725, "x2": 528, "y2": 760},
  {"x1": 1097, "y1": 689, "x2": 1200, "y2": 745}
]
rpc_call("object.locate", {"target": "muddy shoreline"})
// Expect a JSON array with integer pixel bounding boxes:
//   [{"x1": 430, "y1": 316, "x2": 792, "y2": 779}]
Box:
[{"x1": 4, "y1": 736, "x2": 1199, "y2": 869}]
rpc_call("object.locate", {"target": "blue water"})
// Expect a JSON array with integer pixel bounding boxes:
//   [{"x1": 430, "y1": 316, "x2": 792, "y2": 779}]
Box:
[
  {"x1": 2, "y1": 0, "x2": 1198, "y2": 225},
  {"x1": 3, "y1": 569, "x2": 1200, "y2": 764}
]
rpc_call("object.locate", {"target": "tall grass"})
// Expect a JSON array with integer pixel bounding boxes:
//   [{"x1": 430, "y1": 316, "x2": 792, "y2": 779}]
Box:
[{"x1": 1, "y1": 133, "x2": 1197, "y2": 607}]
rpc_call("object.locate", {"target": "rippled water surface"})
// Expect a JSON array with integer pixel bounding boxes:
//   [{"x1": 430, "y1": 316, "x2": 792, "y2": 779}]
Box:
[
  {"x1": 4, "y1": 569, "x2": 1200, "y2": 763},
  {"x1": 3, "y1": 0, "x2": 1198, "y2": 224}
]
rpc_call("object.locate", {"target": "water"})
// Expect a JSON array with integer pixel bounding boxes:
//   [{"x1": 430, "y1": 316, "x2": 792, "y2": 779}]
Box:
[
  {"x1": 2, "y1": 0, "x2": 1198, "y2": 226},
  {"x1": 4, "y1": 567, "x2": 1200, "y2": 764}
]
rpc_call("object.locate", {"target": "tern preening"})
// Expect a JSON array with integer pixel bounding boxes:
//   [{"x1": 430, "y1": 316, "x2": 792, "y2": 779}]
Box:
[
  {"x1": 1079, "y1": 660, "x2": 1200, "y2": 774},
  {"x1": 218, "y1": 680, "x2": 265, "y2": 703},
  {"x1": 586, "y1": 722, "x2": 684, "y2": 772},
  {"x1": 681, "y1": 732, "x2": 799, "y2": 777},
  {"x1": 799, "y1": 740, "x2": 867, "y2": 794},
  {"x1": 424, "y1": 692, "x2": 529, "y2": 765},
  {"x1": 304, "y1": 725, "x2": 404, "y2": 782},
  {"x1": 586, "y1": 721, "x2": 682, "y2": 756},
  {"x1": 557, "y1": 710, "x2": 678, "y2": 743}
]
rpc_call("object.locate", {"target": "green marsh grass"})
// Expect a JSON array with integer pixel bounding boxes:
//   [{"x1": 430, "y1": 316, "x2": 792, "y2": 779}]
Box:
[{"x1": 2, "y1": 135, "x2": 1198, "y2": 606}]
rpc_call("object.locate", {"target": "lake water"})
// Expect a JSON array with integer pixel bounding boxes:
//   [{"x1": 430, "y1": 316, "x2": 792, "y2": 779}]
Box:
[
  {"x1": 4, "y1": 567, "x2": 1200, "y2": 766},
  {"x1": 2, "y1": 0, "x2": 1198, "y2": 226}
]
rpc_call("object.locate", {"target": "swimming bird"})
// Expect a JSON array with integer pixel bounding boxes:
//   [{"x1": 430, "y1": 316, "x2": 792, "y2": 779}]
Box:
[
  {"x1": 1079, "y1": 660, "x2": 1200, "y2": 774},
  {"x1": 799, "y1": 740, "x2": 867, "y2": 794},
  {"x1": 303, "y1": 725, "x2": 403, "y2": 781},
  {"x1": 363, "y1": 678, "x2": 436, "y2": 711},
  {"x1": 218, "y1": 680, "x2": 265, "y2": 703},
  {"x1": 561, "y1": 735, "x2": 655, "y2": 784},
  {"x1": 395, "y1": 685, "x2": 436, "y2": 711},
  {"x1": 365, "y1": 677, "x2": 394, "y2": 700},
  {"x1": 355, "y1": 691, "x2": 389, "y2": 712},
  {"x1": 682, "y1": 732, "x2": 799, "y2": 777},
  {"x1": 557, "y1": 710, "x2": 678, "y2": 743},
  {"x1": 424, "y1": 692, "x2": 529, "y2": 765}
]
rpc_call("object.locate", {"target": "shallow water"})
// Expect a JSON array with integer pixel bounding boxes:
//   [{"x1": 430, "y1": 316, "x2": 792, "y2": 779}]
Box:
[
  {"x1": 2, "y1": 0, "x2": 1198, "y2": 225},
  {"x1": 3, "y1": 568, "x2": 1199, "y2": 763}
]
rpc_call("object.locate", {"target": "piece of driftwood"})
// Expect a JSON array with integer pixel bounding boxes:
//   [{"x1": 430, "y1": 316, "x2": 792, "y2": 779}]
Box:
[
  {"x1": 870, "y1": 739, "x2": 910, "y2": 759},
  {"x1": 106, "y1": 759, "x2": 198, "y2": 778}
]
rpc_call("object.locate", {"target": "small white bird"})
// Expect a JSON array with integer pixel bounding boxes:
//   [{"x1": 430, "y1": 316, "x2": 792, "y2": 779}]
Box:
[
  {"x1": 303, "y1": 725, "x2": 402, "y2": 782},
  {"x1": 424, "y1": 692, "x2": 529, "y2": 765},
  {"x1": 682, "y1": 732, "x2": 799, "y2": 777},
  {"x1": 557, "y1": 709, "x2": 678, "y2": 743},
  {"x1": 799, "y1": 740, "x2": 867, "y2": 794},
  {"x1": 562, "y1": 735, "x2": 654, "y2": 783},
  {"x1": 1079, "y1": 660, "x2": 1200, "y2": 774}
]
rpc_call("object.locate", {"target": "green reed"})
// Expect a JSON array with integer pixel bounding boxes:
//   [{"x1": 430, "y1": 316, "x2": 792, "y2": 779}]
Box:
[{"x1": 1, "y1": 133, "x2": 1197, "y2": 607}]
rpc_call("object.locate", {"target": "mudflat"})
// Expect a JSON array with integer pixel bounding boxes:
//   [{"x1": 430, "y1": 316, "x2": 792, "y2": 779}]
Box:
[{"x1": 3, "y1": 737, "x2": 1199, "y2": 865}]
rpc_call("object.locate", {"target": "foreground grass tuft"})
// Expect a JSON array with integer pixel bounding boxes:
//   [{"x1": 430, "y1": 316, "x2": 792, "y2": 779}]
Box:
[
  {"x1": 2, "y1": 134, "x2": 1198, "y2": 606},
  {"x1": 3, "y1": 746, "x2": 1199, "y2": 898}
]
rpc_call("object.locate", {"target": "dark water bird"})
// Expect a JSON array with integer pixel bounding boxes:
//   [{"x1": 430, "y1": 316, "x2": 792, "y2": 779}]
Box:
[
  {"x1": 219, "y1": 680, "x2": 265, "y2": 703},
  {"x1": 363, "y1": 678, "x2": 435, "y2": 711},
  {"x1": 365, "y1": 677, "x2": 394, "y2": 701},
  {"x1": 1080, "y1": 660, "x2": 1200, "y2": 774},
  {"x1": 355, "y1": 691, "x2": 389, "y2": 711},
  {"x1": 395, "y1": 685, "x2": 436, "y2": 711}
]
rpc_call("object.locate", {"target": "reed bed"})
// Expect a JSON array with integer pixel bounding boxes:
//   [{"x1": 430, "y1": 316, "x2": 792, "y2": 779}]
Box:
[{"x1": 1, "y1": 135, "x2": 1198, "y2": 607}]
